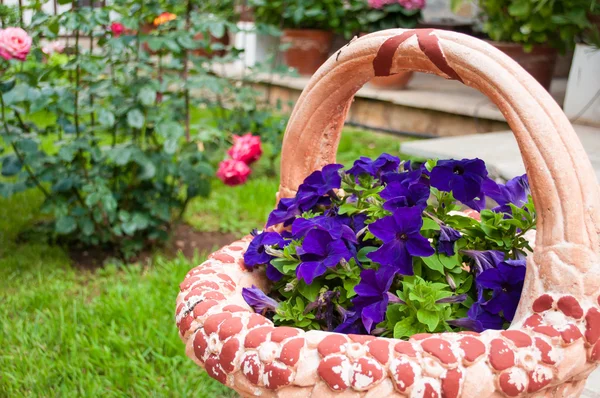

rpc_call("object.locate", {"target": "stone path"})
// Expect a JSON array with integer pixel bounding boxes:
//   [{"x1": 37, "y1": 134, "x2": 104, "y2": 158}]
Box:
[{"x1": 401, "y1": 124, "x2": 600, "y2": 181}]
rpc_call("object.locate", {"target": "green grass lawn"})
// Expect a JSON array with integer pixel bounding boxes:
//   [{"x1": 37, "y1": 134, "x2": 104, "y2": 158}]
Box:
[{"x1": 0, "y1": 128, "x2": 411, "y2": 397}]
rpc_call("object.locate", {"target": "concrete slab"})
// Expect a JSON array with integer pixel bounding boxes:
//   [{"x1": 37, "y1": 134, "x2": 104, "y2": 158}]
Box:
[
  {"x1": 401, "y1": 124, "x2": 600, "y2": 181},
  {"x1": 220, "y1": 64, "x2": 568, "y2": 124}
]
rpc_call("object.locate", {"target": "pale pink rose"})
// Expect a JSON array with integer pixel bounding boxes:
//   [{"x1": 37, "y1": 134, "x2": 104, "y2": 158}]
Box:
[
  {"x1": 0, "y1": 27, "x2": 32, "y2": 61},
  {"x1": 227, "y1": 133, "x2": 262, "y2": 165},
  {"x1": 216, "y1": 159, "x2": 251, "y2": 186},
  {"x1": 42, "y1": 40, "x2": 65, "y2": 56}
]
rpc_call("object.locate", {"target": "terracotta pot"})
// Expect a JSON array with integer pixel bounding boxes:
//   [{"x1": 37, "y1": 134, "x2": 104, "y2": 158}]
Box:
[
  {"x1": 193, "y1": 31, "x2": 230, "y2": 58},
  {"x1": 281, "y1": 29, "x2": 333, "y2": 75},
  {"x1": 490, "y1": 41, "x2": 558, "y2": 90},
  {"x1": 177, "y1": 29, "x2": 600, "y2": 397},
  {"x1": 369, "y1": 71, "x2": 414, "y2": 89}
]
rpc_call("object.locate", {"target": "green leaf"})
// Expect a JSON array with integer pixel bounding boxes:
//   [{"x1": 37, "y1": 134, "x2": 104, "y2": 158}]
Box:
[
  {"x1": 421, "y1": 254, "x2": 445, "y2": 275},
  {"x1": 16, "y1": 138, "x2": 38, "y2": 154},
  {"x1": 52, "y1": 177, "x2": 75, "y2": 193},
  {"x1": 55, "y1": 216, "x2": 77, "y2": 234},
  {"x1": 127, "y1": 109, "x2": 145, "y2": 129},
  {"x1": 131, "y1": 212, "x2": 150, "y2": 230},
  {"x1": 298, "y1": 280, "x2": 320, "y2": 302},
  {"x1": 357, "y1": 246, "x2": 377, "y2": 263},
  {"x1": 338, "y1": 203, "x2": 359, "y2": 216},
  {"x1": 138, "y1": 86, "x2": 157, "y2": 106},
  {"x1": 0, "y1": 79, "x2": 16, "y2": 93},
  {"x1": 270, "y1": 258, "x2": 298, "y2": 275},
  {"x1": 163, "y1": 138, "x2": 178, "y2": 155},
  {"x1": 187, "y1": 180, "x2": 211, "y2": 198},
  {"x1": 421, "y1": 218, "x2": 440, "y2": 231},
  {"x1": 1, "y1": 155, "x2": 22, "y2": 177},
  {"x1": 393, "y1": 316, "x2": 422, "y2": 339},
  {"x1": 417, "y1": 308, "x2": 440, "y2": 331},
  {"x1": 98, "y1": 109, "x2": 115, "y2": 127}
]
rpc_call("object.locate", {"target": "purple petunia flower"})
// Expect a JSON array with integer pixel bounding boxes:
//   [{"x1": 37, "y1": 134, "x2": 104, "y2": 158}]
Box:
[
  {"x1": 334, "y1": 306, "x2": 365, "y2": 335},
  {"x1": 347, "y1": 154, "x2": 400, "y2": 177},
  {"x1": 350, "y1": 267, "x2": 397, "y2": 332},
  {"x1": 430, "y1": 158, "x2": 488, "y2": 209},
  {"x1": 462, "y1": 250, "x2": 505, "y2": 273},
  {"x1": 243, "y1": 231, "x2": 286, "y2": 269},
  {"x1": 291, "y1": 215, "x2": 357, "y2": 243},
  {"x1": 242, "y1": 285, "x2": 280, "y2": 315},
  {"x1": 476, "y1": 259, "x2": 526, "y2": 321},
  {"x1": 381, "y1": 168, "x2": 428, "y2": 186},
  {"x1": 296, "y1": 229, "x2": 352, "y2": 284},
  {"x1": 266, "y1": 197, "x2": 301, "y2": 227},
  {"x1": 380, "y1": 182, "x2": 430, "y2": 211},
  {"x1": 482, "y1": 174, "x2": 530, "y2": 214},
  {"x1": 366, "y1": 207, "x2": 434, "y2": 275},
  {"x1": 295, "y1": 164, "x2": 343, "y2": 208},
  {"x1": 266, "y1": 264, "x2": 284, "y2": 282},
  {"x1": 437, "y1": 225, "x2": 462, "y2": 256},
  {"x1": 449, "y1": 302, "x2": 504, "y2": 332},
  {"x1": 336, "y1": 213, "x2": 368, "y2": 234}
]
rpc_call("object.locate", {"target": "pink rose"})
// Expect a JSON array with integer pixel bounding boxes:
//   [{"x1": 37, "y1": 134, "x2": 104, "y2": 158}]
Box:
[
  {"x1": 398, "y1": 0, "x2": 426, "y2": 10},
  {"x1": 111, "y1": 22, "x2": 125, "y2": 38},
  {"x1": 368, "y1": 0, "x2": 425, "y2": 10},
  {"x1": 216, "y1": 159, "x2": 251, "y2": 186},
  {"x1": 367, "y1": 0, "x2": 386, "y2": 9},
  {"x1": 227, "y1": 133, "x2": 262, "y2": 165},
  {"x1": 0, "y1": 27, "x2": 32, "y2": 61}
]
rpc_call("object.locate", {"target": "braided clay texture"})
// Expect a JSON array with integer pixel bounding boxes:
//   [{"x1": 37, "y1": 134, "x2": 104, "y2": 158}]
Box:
[{"x1": 177, "y1": 30, "x2": 600, "y2": 397}]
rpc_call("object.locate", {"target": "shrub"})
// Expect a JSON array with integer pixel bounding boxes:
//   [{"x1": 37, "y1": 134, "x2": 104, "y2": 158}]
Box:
[{"x1": 0, "y1": 0, "x2": 285, "y2": 258}]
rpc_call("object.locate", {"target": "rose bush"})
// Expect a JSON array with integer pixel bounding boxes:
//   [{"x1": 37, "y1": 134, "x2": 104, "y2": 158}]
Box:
[
  {"x1": 241, "y1": 155, "x2": 536, "y2": 337},
  {"x1": 0, "y1": 1, "x2": 285, "y2": 257}
]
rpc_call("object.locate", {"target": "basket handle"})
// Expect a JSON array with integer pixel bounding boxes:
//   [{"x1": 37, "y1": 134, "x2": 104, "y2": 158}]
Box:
[{"x1": 278, "y1": 29, "x2": 600, "y2": 299}]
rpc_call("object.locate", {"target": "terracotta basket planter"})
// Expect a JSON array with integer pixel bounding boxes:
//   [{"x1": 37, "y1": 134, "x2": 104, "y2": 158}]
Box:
[{"x1": 176, "y1": 29, "x2": 600, "y2": 397}]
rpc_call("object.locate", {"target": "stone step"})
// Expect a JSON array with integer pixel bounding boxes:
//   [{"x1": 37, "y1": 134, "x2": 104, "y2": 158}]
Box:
[{"x1": 401, "y1": 124, "x2": 600, "y2": 181}]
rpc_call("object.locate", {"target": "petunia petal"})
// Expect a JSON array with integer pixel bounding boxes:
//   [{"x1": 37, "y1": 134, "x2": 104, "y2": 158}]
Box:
[
  {"x1": 367, "y1": 241, "x2": 413, "y2": 275},
  {"x1": 296, "y1": 261, "x2": 328, "y2": 285},
  {"x1": 406, "y1": 234, "x2": 435, "y2": 257}
]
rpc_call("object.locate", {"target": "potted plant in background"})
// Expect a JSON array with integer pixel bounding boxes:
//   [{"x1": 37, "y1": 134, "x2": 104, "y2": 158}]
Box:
[
  {"x1": 357, "y1": 0, "x2": 425, "y2": 89},
  {"x1": 250, "y1": 0, "x2": 342, "y2": 75},
  {"x1": 563, "y1": 5, "x2": 600, "y2": 125},
  {"x1": 472, "y1": 0, "x2": 598, "y2": 90}
]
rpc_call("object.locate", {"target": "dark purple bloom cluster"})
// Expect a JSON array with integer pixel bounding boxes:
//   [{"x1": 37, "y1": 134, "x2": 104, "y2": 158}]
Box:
[
  {"x1": 453, "y1": 251, "x2": 526, "y2": 331},
  {"x1": 347, "y1": 153, "x2": 400, "y2": 177},
  {"x1": 430, "y1": 158, "x2": 488, "y2": 210},
  {"x1": 240, "y1": 155, "x2": 534, "y2": 336},
  {"x1": 483, "y1": 174, "x2": 530, "y2": 214},
  {"x1": 337, "y1": 267, "x2": 396, "y2": 333},
  {"x1": 367, "y1": 207, "x2": 434, "y2": 275}
]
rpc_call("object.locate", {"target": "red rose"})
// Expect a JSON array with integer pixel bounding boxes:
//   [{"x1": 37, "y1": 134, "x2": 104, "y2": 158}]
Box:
[
  {"x1": 110, "y1": 22, "x2": 125, "y2": 38},
  {"x1": 216, "y1": 159, "x2": 251, "y2": 186},
  {"x1": 227, "y1": 133, "x2": 262, "y2": 165}
]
